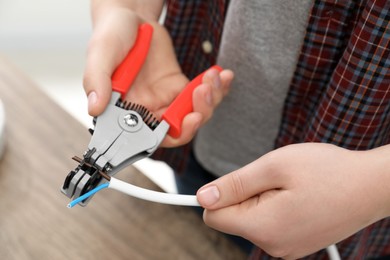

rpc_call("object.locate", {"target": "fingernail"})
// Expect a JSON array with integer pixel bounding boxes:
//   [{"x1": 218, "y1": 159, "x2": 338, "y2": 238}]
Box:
[
  {"x1": 88, "y1": 91, "x2": 97, "y2": 111},
  {"x1": 198, "y1": 185, "x2": 220, "y2": 207}
]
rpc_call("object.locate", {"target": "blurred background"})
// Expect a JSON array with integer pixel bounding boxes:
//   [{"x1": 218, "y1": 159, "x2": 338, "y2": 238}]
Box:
[
  {"x1": 0, "y1": 0, "x2": 176, "y2": 193},
  {"x1": 0, "y1": 0, "x2": 91, "y2": 123}
]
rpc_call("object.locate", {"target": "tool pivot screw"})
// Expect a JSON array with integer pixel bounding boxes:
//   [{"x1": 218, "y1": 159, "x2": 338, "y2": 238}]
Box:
[
  {"x1": 104, "y1": 164, "x2": 112, "y2": 172},
  {"x1": 124, "y1": 113, "x2": 138, "y2": 127}
]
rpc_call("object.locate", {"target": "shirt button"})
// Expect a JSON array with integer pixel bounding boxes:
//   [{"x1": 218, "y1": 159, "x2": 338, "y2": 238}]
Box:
[{"x1": 202, "y1": 40, "x2": 213, "y2": 54}]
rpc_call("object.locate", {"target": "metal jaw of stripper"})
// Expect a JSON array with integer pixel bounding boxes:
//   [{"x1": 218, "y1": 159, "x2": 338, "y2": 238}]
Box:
[{"x1": 61, "y1": 91, "x2": 169, "y2": 206}]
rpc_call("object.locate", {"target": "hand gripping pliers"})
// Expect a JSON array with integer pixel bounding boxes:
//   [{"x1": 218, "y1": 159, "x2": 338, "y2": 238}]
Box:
[{"x1": 61, "y1": 24, "x2": 222, "y2": 207}]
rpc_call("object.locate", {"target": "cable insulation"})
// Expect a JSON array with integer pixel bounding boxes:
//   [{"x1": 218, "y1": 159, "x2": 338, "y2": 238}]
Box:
[
  {"x1": 326, "y1": 244, "x2": 341, "y2": 260},
  {"x1": 109, "y1": 177, "x2": 200, "y2": 206}
]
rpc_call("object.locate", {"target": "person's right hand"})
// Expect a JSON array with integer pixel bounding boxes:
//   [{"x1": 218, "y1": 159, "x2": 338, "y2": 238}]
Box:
[
  {"x1": 83, "y1": 4, "x2": 233, "y2": 147},
  {"x1": 197, "y1": 143, "x2": 390, "y2": 259}
]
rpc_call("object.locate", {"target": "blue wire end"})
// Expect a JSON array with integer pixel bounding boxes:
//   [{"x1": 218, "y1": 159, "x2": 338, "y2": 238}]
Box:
[{"x1": 67, "y1": 182, "x2": 110, "y2": 208}]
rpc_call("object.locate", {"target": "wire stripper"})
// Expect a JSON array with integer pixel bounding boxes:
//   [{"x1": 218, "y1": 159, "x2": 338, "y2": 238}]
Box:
[{"x1": 61, "y1": 23, "x2": 222, "y2": 207}]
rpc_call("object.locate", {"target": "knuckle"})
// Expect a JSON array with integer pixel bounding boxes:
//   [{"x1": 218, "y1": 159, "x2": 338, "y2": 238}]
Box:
[
  {"x1": 268, "y1": 243, "x2": 291, "y2": 258},
  {"x1": 211, "y1": 88, "x2": 223, "y2": 105},
  {"x1": 83, "y1": 73, "x2": 94, "y2": 91},
  {"x1": 229, "y1": 171, "x2": 246, "y2": 201},
  {"x1": 222, "y1": 86, "x2": 231, "y2": 96},
  {"x1": 201, "y1": 111, "x2": 213, "y2": 124},
  {"x1": 178, "y1": 136, "x2": 192, "y2": 146},
  {"x1": 82, "y1": 72, "x2": 103, "y2": 94},
  {"x1": 267, "y1": 246, "x2": 289, "y2": 259},
  {"x1": 202, "y1": 210, "x2": 211, "y2": 225},
  {"x1": 202, "y1": 210, "x2": 217, "y2": 229},
  {"x1": 260, "y1": 150, "x2": 287, "y2": 180},
  {"x1": 248, "y1": 223, "x2": 290, "y2": 258},
  {"x1": 256, "y1": 237, "x2": 288, "y2": 259},
  {"x1": 174, "y1": 133, "x2": 192, "y2": 147},
  {"x1": 85, "y1": 35, "x2": 104, "y2": 58},
  {"x1": 213, "y1": 95, "x2": 223, "y2": 107}
]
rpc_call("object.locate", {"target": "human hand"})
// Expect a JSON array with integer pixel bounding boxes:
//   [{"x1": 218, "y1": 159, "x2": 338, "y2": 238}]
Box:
[
  {"x1": 83, "y1": 4, "x2": 233, "y2": 147},
  {"x1": 197, "y1": 143, "x2": 390, "y2": 259}
]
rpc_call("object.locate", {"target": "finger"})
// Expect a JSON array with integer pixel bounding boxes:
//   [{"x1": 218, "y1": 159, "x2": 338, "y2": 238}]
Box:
[
  {"x1": 202, "y1": 196, "x2": 261, "y2": 237},
  {"x1": 192, "y1": 69, "x2": 234, "y2": 125},
  {"x1": 202, "y1": 69, "x2": 223, "y2": 105},
  {"x1": 203, "y1": 190, "x2": 287, "y2": 250},
  {"x1": 83, "y1": 62, "x2": 111, "y2": 116},
  {"x1": 196, "y1": 155, "x2": 286, "y2": 209},
  {"x1": 83, "y1": 38, "x2": 117, "y2": 116},
  {"x1": 160, "y1": 68, "x2": 233, "y2": 146},
  {"x1": 202, "y1": 69, "x2": 223, "y2": 106},
  {"x1": 204, "y1": 204, "x2": 244, "y2": 236},
  {"x1": 219, "y1": 69, "x2": 234, "y2": 96},
  {"x1": 162, "y1": 81, "x2": 220, "y2": 146},
  {"x1": 192, "y1": 83, "x2": 214, "y2": 124},
  {"x1": 160, "y1": 112, "x2": 203, "y2": 147},
  {"x1": 202, "y1": 69, "x2": 234, "y2": 104}
]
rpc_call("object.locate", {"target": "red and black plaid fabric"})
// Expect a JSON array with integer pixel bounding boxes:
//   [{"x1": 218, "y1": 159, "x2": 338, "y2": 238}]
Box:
[
  {"x1": 154, "y1": 0, "x2": 390, "y2": 258},
  {"x1": 269, "y1": 1, "x2": 390, "y2": 259},
  {"x1": 275, "y1": 0, "x2": 390, "y2": 150}
]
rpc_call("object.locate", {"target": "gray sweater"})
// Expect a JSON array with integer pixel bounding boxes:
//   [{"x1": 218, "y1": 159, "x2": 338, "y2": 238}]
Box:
[{"x1": 194, "y1": 0, "x2": 313, "y2": 176}]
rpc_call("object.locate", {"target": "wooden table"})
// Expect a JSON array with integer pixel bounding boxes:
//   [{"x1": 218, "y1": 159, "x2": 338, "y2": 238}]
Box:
[{"x1": 0, "y1": 57, "x2": 246, "y2": 260}]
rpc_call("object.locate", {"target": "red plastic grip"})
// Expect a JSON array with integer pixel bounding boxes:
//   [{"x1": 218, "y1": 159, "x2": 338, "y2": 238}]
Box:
[
  {"x1": 162, "y1": 65, "x2": 223, "y2": 138},
  {"x1": 111, "y1": 24, "x2": 153, "y2": 98}
]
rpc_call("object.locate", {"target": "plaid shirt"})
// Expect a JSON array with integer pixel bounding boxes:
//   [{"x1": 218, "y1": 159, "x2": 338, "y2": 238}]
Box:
[{"x1": 153, "y1": 0, "x2": 390, "y2": 258}]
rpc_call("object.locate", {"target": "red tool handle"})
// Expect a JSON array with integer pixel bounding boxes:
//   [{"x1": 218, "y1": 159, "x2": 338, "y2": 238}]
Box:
[
  {"x1": 162, "y1": 65, "x2": 223, "y2": 138},
  {"x1": 111, "y1": 24, "x2": 153, "y2": 98}
]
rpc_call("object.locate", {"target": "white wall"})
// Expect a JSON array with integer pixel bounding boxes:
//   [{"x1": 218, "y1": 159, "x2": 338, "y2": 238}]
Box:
[
  {"x1": 0, "y1": 0, "x2": 91, "y2": 50},
  {"x1": 0, "y1": 0, "x2": 92, "y2": 125}
]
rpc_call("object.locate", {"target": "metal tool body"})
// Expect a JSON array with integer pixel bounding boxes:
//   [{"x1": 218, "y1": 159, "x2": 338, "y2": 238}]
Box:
[{"x1": 61, "y1": 23, "x2": 222, "y2": 206}]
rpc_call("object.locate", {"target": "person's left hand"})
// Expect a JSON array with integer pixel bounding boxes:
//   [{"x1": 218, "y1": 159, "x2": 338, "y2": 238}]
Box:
[{"x1": 196, "y1": 143, "x2": 390, "y2": 259}]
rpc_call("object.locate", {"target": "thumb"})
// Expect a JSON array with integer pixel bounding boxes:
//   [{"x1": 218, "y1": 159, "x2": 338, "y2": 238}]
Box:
[
  {"x1": 83, "y1": 67, "x2": 113, "y2": 116},
  {"x1": 83, "y1": 10, "x2": 142, "y2": 116},
  {"x1": 196, "y1": 157, "x2": 284, "y2": 210},
  {"x1": 83, "y1": 32, "x2": 120, "y2": 116}
]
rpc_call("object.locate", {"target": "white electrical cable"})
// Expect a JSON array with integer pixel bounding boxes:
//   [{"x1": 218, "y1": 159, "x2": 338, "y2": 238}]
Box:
[
  {"x1": 67, "y1": 178, "x2": 340, "y2": 260},
  {"x1": 109, "y1": 177, "x2": 200, "y2": 206},
  {"x1": 327, "y1": 244, "x2": 341, "y2": 260}
]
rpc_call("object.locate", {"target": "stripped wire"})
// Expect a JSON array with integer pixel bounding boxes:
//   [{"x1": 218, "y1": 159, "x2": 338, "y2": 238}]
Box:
[{"x1": 67, "y1": 182, "x2": 109, "y2": 208}]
